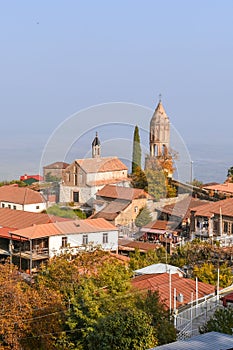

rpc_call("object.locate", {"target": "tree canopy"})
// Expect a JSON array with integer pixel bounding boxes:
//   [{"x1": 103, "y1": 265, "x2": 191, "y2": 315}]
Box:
[{"x1": 132, "y1": 125, "x2": 142, "y2": 174}]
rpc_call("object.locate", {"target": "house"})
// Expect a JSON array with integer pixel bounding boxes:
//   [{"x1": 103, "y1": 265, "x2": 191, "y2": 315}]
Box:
[
  {"x1": 156, "y1": 195, "x2": 210, "y2": 238},
  {"x1": 92, "y1": 185, "x2": 152, "y2": 228},
  {"x1": 0, "y1": 208, "x2": 69, "y2": 259},
  {"x1": 190, "y1": 197, "x2": 233, "y2": 245},
  {"x1": 131, "y1": 272, "x2": 215, "y2": 310},
  {"x1": 60, "y1": 134, "x2": 129, "y2": 205},
  {"x1": 10, "y1": 218, "x2": 118, "y2": 271},
  {"x1": 43, "y1": 161, "x2": 70, "y2": 181},
  {"x1": 139, "y1": 219, "x2": 179, "y2": 249},
  {"x1": 154, "y1": 332, "x2": 233, "y2": 350},
  {"x1": 20, "y1": 174, "x2": 44, "y2": 185},
  {"x1": 203, "y1": 182, "x2": 233, "y2": 198},
  {"x1": 0, "y1": 184, "x2": 46, "y2": 212}
]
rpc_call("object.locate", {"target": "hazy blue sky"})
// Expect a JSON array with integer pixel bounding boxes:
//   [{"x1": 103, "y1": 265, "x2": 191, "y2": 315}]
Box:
[{"x1": 1, "y1": 0, "x2": 233, "y2": 182}]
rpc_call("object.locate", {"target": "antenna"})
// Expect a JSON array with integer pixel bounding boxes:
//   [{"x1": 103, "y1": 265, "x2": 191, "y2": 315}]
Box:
[{"x1": 159, "y1": 93, "x2": 162, "y2": 102}]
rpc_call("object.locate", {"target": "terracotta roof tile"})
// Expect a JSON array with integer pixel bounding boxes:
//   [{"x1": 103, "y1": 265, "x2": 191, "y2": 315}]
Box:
[
  {"x1": 76, "y1": 157, "x2": 128, "y2": 173},
  {"x1": 11, "y1": 218, "x2": 117, "y2": 240},
  {"x1": 192, "y1": 198, "x2": 233, "y2": 217},
  {"x1": 143, "y1": 219, "x2": 177, "y2": 231},
  {"x1": 132, "y1": 273, "x2": 215, "y2": 309},
  {"x1": 203, "y1": 182, "x2": 233, "y2": 195},
  {"x1": 96, "y1": 184, "x2": 151, "y2": 201},
  {"x1": 0, "y1": 185, "x2": 45, "y2": 205},
  {"x1": 0, "y1": 208, "x2": 68, "y2": 230},
  {"x1": 118, "y1": 239, "x2": 159, "y2": 252}
]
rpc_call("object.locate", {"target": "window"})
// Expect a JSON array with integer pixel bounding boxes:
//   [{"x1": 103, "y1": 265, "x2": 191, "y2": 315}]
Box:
[
  {"x1": 73, "y1": 191, "x2": 79, "y2": 203},
  {"x1": 82, "y1": 234, "x2": 88, "y2": 245},
  {"x1": 8, "y1": 205, "x2": 11, "y2": 209},
  {"x1": 36, "y1": 205, "x2": 40, "y2": 210},
  {"x1": 134, "y1": 206, "x2": 138, "y2": 213},
  {"x1": 13, "y1": 205, "x2": 16, "y2": 210},
  {"x1": 223, "y1": 221, "x2": 228, "y2": 234},
  {"x1": 1, "y1": 204, "x2": 5, "y2": 208},
  {"x1": 62, "y1": 237, "x2": 68, "y2": 248},
  {"x1": 103, "y1": 233, "x2": 108, "y2": 244},
  {"x1": 231, "y1": 223, "x2": 233, "y2": 234}
]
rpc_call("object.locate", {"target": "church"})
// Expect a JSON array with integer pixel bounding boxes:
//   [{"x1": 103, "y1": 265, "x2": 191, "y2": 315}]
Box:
[{"x1": 60, "y1": 133, "x2": 130, "y2": 205}]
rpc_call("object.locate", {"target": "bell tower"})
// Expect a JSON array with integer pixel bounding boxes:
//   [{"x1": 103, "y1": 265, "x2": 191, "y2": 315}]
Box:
[
  {"x1": 150, "y1": 100, "x2": 170, "y2": 158},
  {"x1": 92, "y1": 132, "x2": 101, "y2": 158},
  {"x1": 146, "y1": 99, "x2": 173, "y2": 178}
]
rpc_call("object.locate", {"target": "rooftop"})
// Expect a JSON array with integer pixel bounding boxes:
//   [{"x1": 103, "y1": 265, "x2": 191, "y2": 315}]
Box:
[
  {"x1": 134, "y1": 263, "x2": 184, "y2": 277},
  {"x1": 11, "y1": 218, "x2": 117, "y2": 240},
  {"x1": 91, "y1": 200, "x2": 130, "y2": 221},
  {"x1": 132, "y1": 273, "x2": 215, "y2": 309},
  {"x1": 96, "y1": 184, "x2": 150, "y2": 200},
  {"x1": 0, "y1": 208, "x2": 68, "y2": 231},
  {"x1": 192, "y1": 197, "x2": 233, "y2": 217},
  {"x1": 0, "y1": 185, "x2": 45, "y2": 205},
  {"x1": 159, "y1": 196, "x2": 209, "y2": 220},
  {"x1": 203, "y1": 182, "x2": 233, "y2": 195},
  {"x1": 154, "y1": 332, "x2": 233, "y2": 350},
  {"x1": 75, "y1": 157, "x2": 128, "y2": 173}
]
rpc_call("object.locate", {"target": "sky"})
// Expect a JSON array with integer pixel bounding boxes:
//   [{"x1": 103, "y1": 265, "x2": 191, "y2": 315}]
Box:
[{"x1": 1, "y1": 0, "x2": 233, "y2": 182}]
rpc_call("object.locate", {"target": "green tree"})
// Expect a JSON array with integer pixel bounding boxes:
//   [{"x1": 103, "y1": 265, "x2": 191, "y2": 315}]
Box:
[
  {"x1": 193, "y1": 262, "x2": 233, "y2": 288},
  {"x1": 86, "y1": 308, "x2": 157, "y2": 350},
  {"x1": 191, "y1": 178, "x2": 203, "y2": 187},
  {"x1": 200, "y1": 307, "x2": 233, "y2": 335},
  {"x1": 131, "y1": 166, "x2": 148, "y2": 190},
  {"x1": 129, "y1": 249, "x2": 159, "y2": 271},
  {"x1": 137, "y1": 290, "x2": 177, "y2": 345},
  {"x1": 132, "y1": 125, "x2": 142, "y2": 174},
  {"x1": 135, "y1": 206, "x2": 152, "y2": 227},
  {"x1": 45, "y1": 172, "x2": 60, "y2": 182},
  {"x1": 145, "y1": 169, "x2": 167, "y2": 200}
]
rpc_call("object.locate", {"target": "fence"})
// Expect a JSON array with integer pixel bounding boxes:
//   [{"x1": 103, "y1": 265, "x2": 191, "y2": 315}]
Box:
[{"x1": 175, "y1": 294, "x2": 219, "y2": 340}]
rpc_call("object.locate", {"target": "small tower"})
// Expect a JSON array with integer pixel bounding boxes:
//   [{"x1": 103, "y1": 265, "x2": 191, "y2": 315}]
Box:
[
  {"x1": 92, "y1": 132, "x2": 101, "y2": 158},
  {"x1": 150, "y1": 100, "x2": 170, "y2": 158}
]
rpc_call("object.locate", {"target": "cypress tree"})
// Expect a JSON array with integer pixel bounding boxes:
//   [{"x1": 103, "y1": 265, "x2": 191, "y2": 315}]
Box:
[{"x1": 132, "y1": 125, "x2": 142, "y2": 174}]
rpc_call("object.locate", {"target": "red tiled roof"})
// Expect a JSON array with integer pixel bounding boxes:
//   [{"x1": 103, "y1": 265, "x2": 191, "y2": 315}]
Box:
[
  {"x1": 11, "y1": 218, "x2": 117, "y2": 240},
  {"x1": 96, "y1": 184, "x2": 151, "y2": 201},
  {"x1": 192, "y1": 198, "x2": 233, "y2": 217},
  {"x1": 132, "y1": 273, "x2": 215, "y2": 309},
  {"x1": 143, "y1": 219, "x2": 177, "y2": 231},
  {"x1": 0, "y1": 185, "x2": 45, "y2": 205},
  {"x1": 20, "y1": 175, "x2": 44, "y2": 181},
  {"x1": 43, "y1": 162, "x2": 70, "y2": 169},
  {"x1": 203, "y1": 182, "x2": 233, "y2": 195},
  {"x1": 0, "y1": 208, "x2": 69, "y2": 230},
  {"x1": 76, "y1": 157, "x2": 128, "y2": 173},
  {"x1": 118, "y1": 239, "x2": 159, "y2": 252}
]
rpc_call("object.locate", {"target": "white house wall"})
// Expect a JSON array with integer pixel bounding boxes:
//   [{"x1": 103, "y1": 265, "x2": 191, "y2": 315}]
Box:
[
  {"x1": 48, "y1": 230, "x2": 118, "y2": 257},
  {"x1": 0, "y1": 201, "x2": 46, "y2": 213}
]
